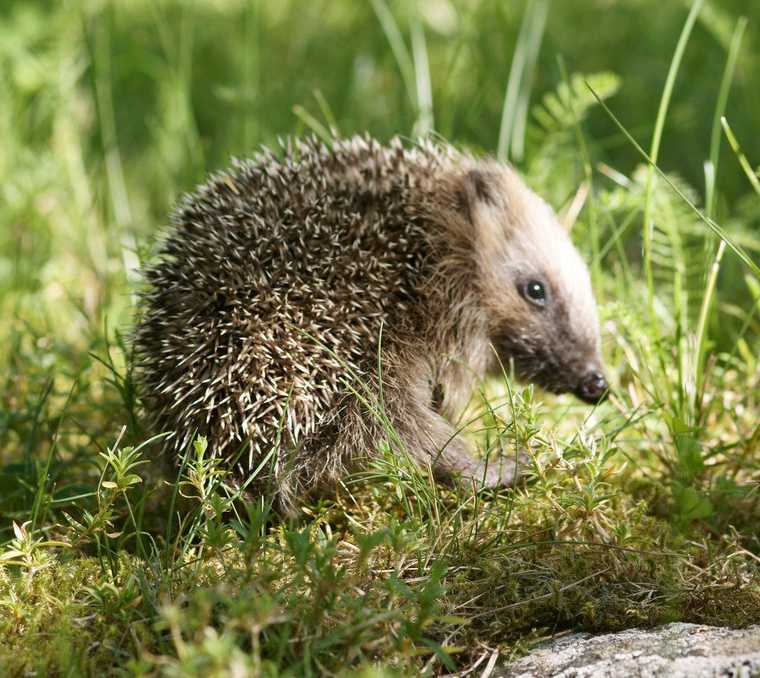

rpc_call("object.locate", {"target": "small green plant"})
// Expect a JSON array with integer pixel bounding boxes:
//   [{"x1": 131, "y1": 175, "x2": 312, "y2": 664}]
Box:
[
  {"x1": 0, "y1": 520, "x2": 69, "y2": 575},
  {"x1": 1, "y1": 1, "x2": 759, "y2": 675}
]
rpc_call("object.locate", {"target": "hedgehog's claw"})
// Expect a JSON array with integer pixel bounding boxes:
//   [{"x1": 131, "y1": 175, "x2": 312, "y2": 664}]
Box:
[{"x1": 471, "y1": 448, "x2": 530, "y2": 489}]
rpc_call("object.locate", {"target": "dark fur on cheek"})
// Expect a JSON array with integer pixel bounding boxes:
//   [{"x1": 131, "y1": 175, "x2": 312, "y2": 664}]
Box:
[{"x1": 493, "y1": 323, "x2": 592, "y2": 397}]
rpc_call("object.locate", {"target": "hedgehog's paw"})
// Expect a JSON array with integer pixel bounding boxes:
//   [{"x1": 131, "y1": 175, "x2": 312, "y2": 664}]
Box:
[{"x1": 476, "y1": 449, "x2": 531, "y2": 488}]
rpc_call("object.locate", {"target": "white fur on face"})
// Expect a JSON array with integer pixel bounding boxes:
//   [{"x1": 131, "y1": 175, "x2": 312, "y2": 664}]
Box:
[{"x1": 473, "y1": 165, "x2": 602, "y2": 369}]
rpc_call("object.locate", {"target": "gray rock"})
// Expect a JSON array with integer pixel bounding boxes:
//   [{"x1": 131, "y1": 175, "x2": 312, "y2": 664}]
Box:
[{"x1": 497, "y1": 623, "x2": 760, "y2": 678}]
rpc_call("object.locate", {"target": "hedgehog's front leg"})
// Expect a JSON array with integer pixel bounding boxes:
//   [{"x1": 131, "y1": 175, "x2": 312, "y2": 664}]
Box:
[
  {"x1": 377, "y1": 355, "x2": 521, "y2": 489},
  {"x1": 401, "y1": 407, "x2": 520, "y2": 489}
]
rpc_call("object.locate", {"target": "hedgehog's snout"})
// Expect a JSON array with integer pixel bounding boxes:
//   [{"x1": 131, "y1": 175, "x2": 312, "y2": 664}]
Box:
[{"x1": 575, "y1": 369, "x2": 608, "y2": 404}]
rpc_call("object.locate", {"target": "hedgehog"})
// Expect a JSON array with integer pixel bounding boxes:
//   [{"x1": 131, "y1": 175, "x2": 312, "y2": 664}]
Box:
[{"x1": 134, "y1": 135, "x2": 608, "y2": 512}]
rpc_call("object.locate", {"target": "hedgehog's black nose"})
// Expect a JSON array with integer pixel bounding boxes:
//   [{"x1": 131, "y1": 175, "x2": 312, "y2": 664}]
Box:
[{"x1": 576, "y1": 371, "x2": 608, "y2": 404}]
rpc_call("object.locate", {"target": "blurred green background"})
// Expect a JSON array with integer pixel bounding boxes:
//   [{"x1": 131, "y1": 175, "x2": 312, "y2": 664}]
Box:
[
  {"x1": 2, "y1": 0, "x2": 759, "y2": 326},
  {"x1": 1, "y1": 6, "x2": 760, "y2": 669},
  {"x1": 1, "y1": 0, "x2": 759, "y2": 470}
]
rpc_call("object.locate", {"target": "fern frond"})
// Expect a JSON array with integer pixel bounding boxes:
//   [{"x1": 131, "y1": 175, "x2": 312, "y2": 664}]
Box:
[
  {"x1": 529, "y1": 71, "x2": 621, "y2": 139},
  {"x1": 525, "y1": 71, "x2": 621, "y2": 206}
]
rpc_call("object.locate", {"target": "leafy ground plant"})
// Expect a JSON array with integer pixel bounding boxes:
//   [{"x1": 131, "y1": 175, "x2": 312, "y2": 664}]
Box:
[{"x1": 1, "y1": 1, "x2": 759, "y2": 675}]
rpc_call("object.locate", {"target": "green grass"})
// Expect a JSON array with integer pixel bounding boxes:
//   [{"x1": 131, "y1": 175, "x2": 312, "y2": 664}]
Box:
[{"x1": 1, "y1": 0, "x2": 760, "y2": 675}]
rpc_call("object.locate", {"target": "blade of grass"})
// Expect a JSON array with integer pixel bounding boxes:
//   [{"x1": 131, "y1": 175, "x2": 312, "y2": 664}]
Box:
[
  {"x1": 694, "y1": 17, "x2": 746, "y2": 417},
  {"x1": 587, "y1": 84, "x2": 760, "y2": 280},
  {"x1": 292, "y1": 105, "x2": 333, "y2": 143},
  {"x1": 497, "y1": 0, "x2": 549, "y2": 162},
  {"x1": 370, "y1": 0, "x2": 416, "y2": 111},
  {"x1": 705, "y1": 17, "x2": 747, "y2": 217},
  {"x1": 558, "y1": 56, "x2": 603, "y2": 289},
  {"x1": 91, "y1": 10, "x2": 133, "y2": 232},
  {"x1": 411, "y1": 17, "x2": 434, "y2": 136},
  {"x1": 694, "y1": 239, "x2": 726, "y2": 416},
  {"x1": 30, "y1": 379, "x2": 77, "y2": 531},
  {"x1": 510, "y1": 0, "x2": 548, "y2": 162},
  {"x1": 642, "y1": 0, "x2": 703, "y2": 323},
  {"x1": 721, "y1": 116, "x2": 760, "y2": 196},
  {"x1": 241, "y1": 0, "x2": 260, "y2": 150},
  {"x1": 313, "y1": 89, "x2": 339, "y2": 135},
  {"x1": 22, "y1": 374, "x2": 54, "y2": 479}
]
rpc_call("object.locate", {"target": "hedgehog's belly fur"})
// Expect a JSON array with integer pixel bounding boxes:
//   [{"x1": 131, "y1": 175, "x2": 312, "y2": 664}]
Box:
[{"x1": 136, "y1": 145, "x2": 434, "y2": 478}]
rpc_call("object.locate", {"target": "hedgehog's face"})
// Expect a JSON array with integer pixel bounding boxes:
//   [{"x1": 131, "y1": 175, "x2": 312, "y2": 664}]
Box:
[{"x1": 462, "y1": 165, "x2": 608, "y2": 404}]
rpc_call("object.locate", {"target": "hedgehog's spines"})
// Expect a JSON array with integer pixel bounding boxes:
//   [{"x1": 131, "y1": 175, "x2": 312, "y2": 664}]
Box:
[
  {"x1": 135, "y1": 135, "x2": 445, "y2": 477},
  {"x1": 134, "y1": 134, "x2": 605, "y2": 512}
]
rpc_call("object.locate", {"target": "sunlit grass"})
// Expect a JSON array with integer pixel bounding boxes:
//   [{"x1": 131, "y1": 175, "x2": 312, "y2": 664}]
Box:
[{"x1": 1, "y1": 0, "x2": 759, "y2": 675}]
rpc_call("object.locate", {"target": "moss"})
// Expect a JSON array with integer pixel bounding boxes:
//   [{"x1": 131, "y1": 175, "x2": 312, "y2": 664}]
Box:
[
  {"x1": 4, "y1": 458, "x2": 760, "y2": 675},
  {"x1": 1, "y1": 2, "x2": 760, "y2": 675}
]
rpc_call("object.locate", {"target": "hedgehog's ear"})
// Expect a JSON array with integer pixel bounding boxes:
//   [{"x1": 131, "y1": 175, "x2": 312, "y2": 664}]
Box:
[
  {"x1": 460, "y1": 169, "x2": 499, "y2": 220},
  {"x1": 458, "y1": 168, "x2": 506, "y2": 246}
]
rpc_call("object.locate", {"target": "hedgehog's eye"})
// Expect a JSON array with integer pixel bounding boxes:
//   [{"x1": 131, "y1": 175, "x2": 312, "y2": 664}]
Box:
[{"x1": 522, "y1": 280, "x2": 547, "y2": 307}]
